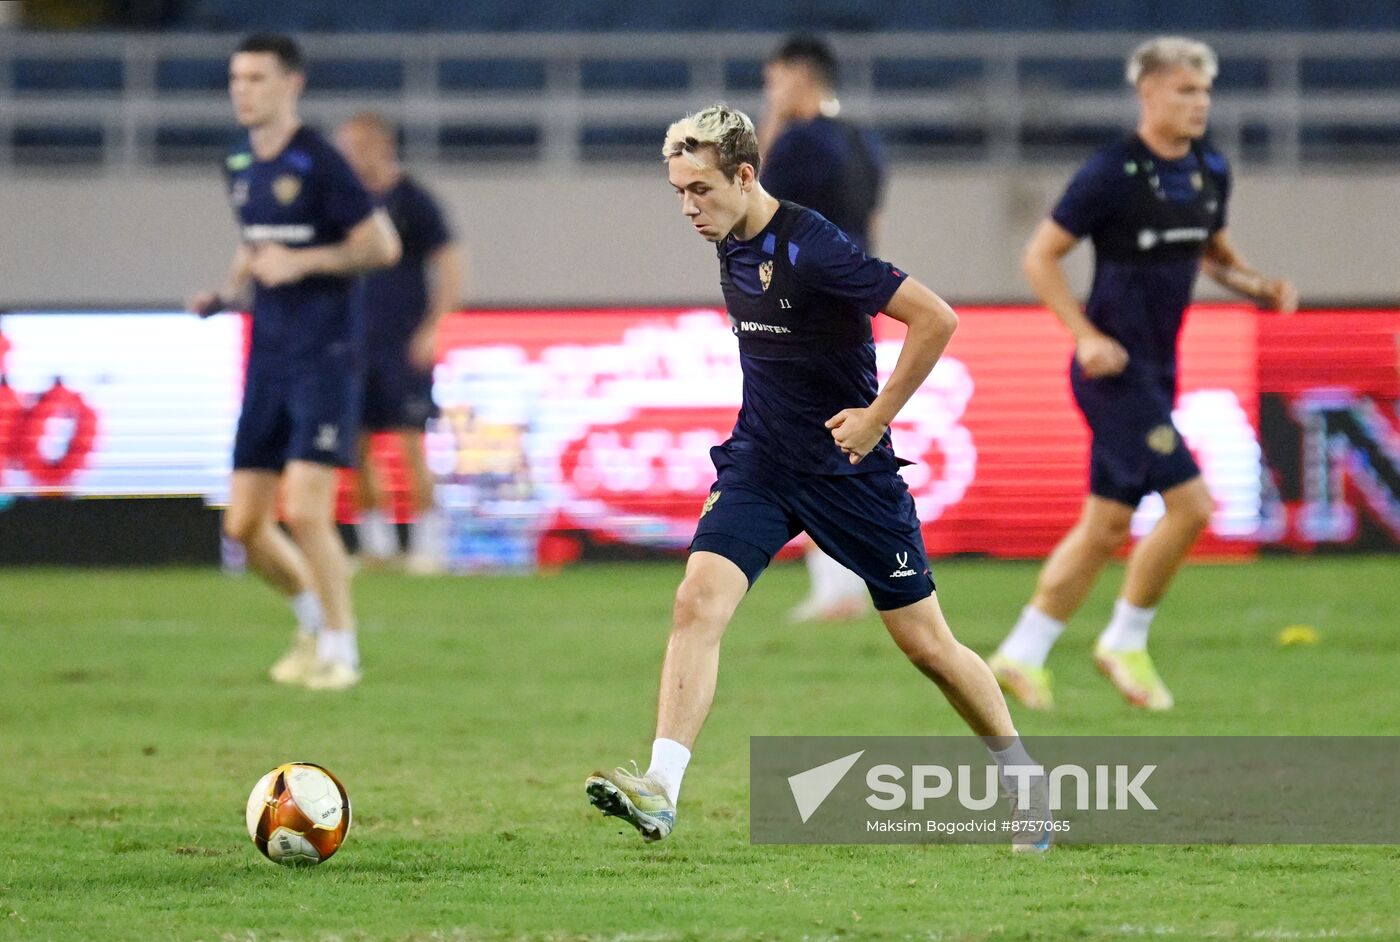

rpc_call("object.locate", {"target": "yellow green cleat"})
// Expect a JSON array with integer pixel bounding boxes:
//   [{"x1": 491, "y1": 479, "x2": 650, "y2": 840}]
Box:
[
  {"x1": 268, "y1": 633, "x2": 317, "y2": 686},
  {"x1": 585, "y1": 764, "x2": 675, "y2": 842},
  {"x1": 1093, "y1": 646, "x2": 1174, "y2": 710},
  {"x1": 988, "y1": 652, "x2": 1055, "y2": 711}
]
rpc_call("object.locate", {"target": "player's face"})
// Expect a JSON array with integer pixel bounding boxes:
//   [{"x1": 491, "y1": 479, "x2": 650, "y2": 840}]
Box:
[
  {"x1": 763, "y1": 60, "x2": 806, "y2": 115},
  {"x1": 228, "y1": 52, "x2": 301, "y2": 129},
  {"x1": 335, "y1": 123, "x2": 389, "y2": 184},
  {"x1": 1140, "y1": 65, "x2": 1212, "y2": 140},
  {"x1": 668, "y1": 150, "x2": 750, "y2": 242}
]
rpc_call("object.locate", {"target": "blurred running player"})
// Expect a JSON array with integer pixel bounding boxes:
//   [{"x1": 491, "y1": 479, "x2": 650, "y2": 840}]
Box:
[
  {"x1": 587, "y1": 105, "x2": 1051, "y2": 853},
  {"x1": 187, "y1": 34, "x2": 401, "y2": 690},
  {"x1": 988, "y1": 37, "x2": 1295, "y2": 712},
  {"x1": 759, "y1": 35, "x2": 888, "y2": 623},
  {"x1": 335, "y1": 112, "x2": 465, "y2": 574}
]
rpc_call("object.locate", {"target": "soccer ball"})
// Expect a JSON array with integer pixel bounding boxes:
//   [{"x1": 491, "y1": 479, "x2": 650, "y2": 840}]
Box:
[{"x1": 245, "y1": 762, "x2": 351, "y2": 866}]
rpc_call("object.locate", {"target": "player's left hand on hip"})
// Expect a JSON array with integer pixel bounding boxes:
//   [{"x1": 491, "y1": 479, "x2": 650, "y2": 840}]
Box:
[
  {"x1": 826, "y1": 408, "x2": 885, "y2": 464},
  {"x1": 249, "y1": 244, "x2": 306, "y2": 288}
]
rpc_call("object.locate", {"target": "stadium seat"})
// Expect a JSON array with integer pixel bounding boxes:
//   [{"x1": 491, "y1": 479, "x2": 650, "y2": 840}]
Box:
[
  {"x1": 173, "y1": 0, "x2": 1400, "y2": 31},
  {"x1": 437, "y1": 124, "x2": 540, "y2": 161},
  {"x1": 153, "y1": 125, "x2": 236, "y2": 164},
  {"x1": 579, "y1": 60, "x2": 689, "y2": 93},
  {"x1": 438, "y1": 60, "x2": 547, "y2": 93},
  {"x1": 156, "y1": 58, "x2": 227, "y2": 94},
  {"x1": 12, "y1": 125, "x2": 105, "y2": 165},
  {"x1": 1301, "y1": 57, "x2": 1400, "y2": 91},
  {"x1": 13, "y1": 58, "x2": 123, "y2": 94},
  {"x1": 303, "y1": 58, "x2": 403, "y2": 94},
  {"x1": 1018, "y1": 58, "x2": 1123, "y2": 92},
  {"x1": 872, "y1": 58, "x2": 984, "y2": 92}
]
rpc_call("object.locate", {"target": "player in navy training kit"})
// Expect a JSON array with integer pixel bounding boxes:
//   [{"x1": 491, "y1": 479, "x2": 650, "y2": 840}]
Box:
[
  {"x1": 989, "y1": 37, "x2": 1295, "y2": 712},
  {"x1": 759, "y1": 35, "x2": 891, "y2": 623},
  {"x1": 187, "y1": 35, "x2": 401, "y2": 691},
  {"x1": 586, "y1": 106, "x2": 1052, "y2": 854},
  {"x1": 335, "y1": 113, "x2": 465, "y2": 574}
]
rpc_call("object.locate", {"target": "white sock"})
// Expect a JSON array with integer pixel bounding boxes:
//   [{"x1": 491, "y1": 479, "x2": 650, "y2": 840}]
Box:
[
  {"x1": 290, "y1": 591, "x2": 323, "y2": 638},
  {"x1": 806, "y1": 546, "x2": 866, "y2": 603},
  {"x1": 409, "y1": 507, "x2": 447, "y2": 558},
  {"x1": 645, "y1": 738, "x2": 691, "y2": 806},
  {"x1": 987, "y1": 736, "x2": 1043, "y2": 797},
  {"x1": 1098, "y1": 599, "x2": 1156, "y2": 653},
  {"x1": 357, "y1": 509, "x2": 398, "y2": 559},
  {"x1": 316, "y1": 628, "x2": 359, "y2": 669},
  {"x1": 997, "y1": 606, "x2": 1065, "y2": 668}
]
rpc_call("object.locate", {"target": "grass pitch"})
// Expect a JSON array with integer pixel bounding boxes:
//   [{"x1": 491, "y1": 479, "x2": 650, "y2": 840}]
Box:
[{"x1": 2, "y1": 556, "x2": 1398, "y2": 941}]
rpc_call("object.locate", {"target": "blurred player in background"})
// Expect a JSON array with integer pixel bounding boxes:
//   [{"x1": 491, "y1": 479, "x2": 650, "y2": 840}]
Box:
[
  {"x1": 187, "y1": 34, "x2": 401, "y2": 690},
  {"x1": 988, "y1": 37, "x2": 1295, "y2": 712},
  {"x1": 759, "y1": 35, "x2": 889, "y2": 623},
  {"x1": 588, "y1": 106, "x2": 1050, "y2": 853},
  {"x1": 335, "y1": 112, "x2": 465, "y2": 574}
]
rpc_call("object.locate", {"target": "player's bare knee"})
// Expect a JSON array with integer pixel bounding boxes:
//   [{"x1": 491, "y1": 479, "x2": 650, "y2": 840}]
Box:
[
  {"x1": 905, "y1": 636, "x2": 959, "y2": 681},
  {"x1": 1084, "y1": 517, "x2": 1130, "y2": 556},
  {"x1": 282, "y1": 501, "x2": 332, "y2": 539},
  {"x1": 222, "y1": 508, "x2": 261, "y2": 546},
  {"x1": 671, "y1": 578, "x2": 730, "y2": 635},
  {"x1": 1175, "y1": 493, "x2": 1215, "y2": 533}
]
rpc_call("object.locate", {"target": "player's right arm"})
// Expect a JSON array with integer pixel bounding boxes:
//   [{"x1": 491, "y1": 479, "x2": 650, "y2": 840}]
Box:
[
  {"x1": 185, "y1": 243, "x2": 253, "y2": 318},
  {"x1": 408, "y1": 242, "x2": 467, "y2": 370},
  {"x1": 1022, "y1": 219, "x2": 1128, "y2": 378},
  {"x1": 247, "y1": 209, "x2": 401, "y2": 288},
  {"x1": 827, "y1": 277, "x2": 958, "y2": 464}
]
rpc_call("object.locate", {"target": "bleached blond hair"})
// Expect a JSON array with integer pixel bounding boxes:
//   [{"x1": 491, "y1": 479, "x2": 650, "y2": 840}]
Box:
[
  {"x1": 661, "y1": 104, "x2": 760, "y2": 180},
  {"x1": 1126, "y1": 36, "x2": 1219, "y2": 85}
]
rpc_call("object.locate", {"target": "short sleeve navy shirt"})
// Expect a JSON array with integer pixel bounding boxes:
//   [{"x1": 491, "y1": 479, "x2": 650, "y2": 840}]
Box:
[
  {"x1": 760, "y1": 116, "x2": 887, "y2": 251},
  {"x1": 1051, "y1": 136, "x2": 1231, "y2": 377},
  {"x1": 719, "y1": 203, "x2": 907, "y2": 475},
  {"x1": 360, "y1": 176, "x2": 453, "y2": 358},
  {"x1": 224, "y1": 125, "x2": 375, "y2": 373}
]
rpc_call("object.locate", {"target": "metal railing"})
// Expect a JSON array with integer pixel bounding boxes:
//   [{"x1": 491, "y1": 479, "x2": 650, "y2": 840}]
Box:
[{"x1": 2, "y1": 30, "x2": 1398, "y2": 173}]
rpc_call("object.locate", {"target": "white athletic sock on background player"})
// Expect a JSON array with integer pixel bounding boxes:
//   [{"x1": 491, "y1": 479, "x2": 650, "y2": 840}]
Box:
[
  {"x1": 998, "y1": 606, "x2": 1066, "y2": 667},
  {"x1": 358, "y1": 509, "x2": 398, "y2": 560},
  {"x1": 316, "y1": 627, "x2": 359, "y2": 668},
  {"x1": 1097, "y1": 598, "x2": 1155, "y2": 652},
  {"x1": 290, "y1": 589, "x2": 324, "y2": 638}
]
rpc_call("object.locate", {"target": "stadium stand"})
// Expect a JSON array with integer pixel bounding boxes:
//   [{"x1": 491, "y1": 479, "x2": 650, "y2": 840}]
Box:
[{"x1": 2, "y1": 2, "x2": 1398, "y2": 169}]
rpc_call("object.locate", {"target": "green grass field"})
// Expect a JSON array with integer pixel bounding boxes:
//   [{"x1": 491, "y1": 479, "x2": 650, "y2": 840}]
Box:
[{"x1": 2, "y1": 557, "x2": 1399, "y2": 941}]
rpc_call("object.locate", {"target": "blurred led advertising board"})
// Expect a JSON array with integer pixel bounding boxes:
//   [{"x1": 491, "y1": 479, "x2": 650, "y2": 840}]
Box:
[
  {"x1": 3, "y1": 306, "x2": 1395, "y2": 562},
  {"x1": 0, "y1": 312, "x2": 241, "y2": 499}
]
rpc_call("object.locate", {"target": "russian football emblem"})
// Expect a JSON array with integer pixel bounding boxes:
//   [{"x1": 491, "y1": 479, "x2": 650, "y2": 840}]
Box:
[
  {"x1": 1190, "y1": 171, "x2": 1203, "y2": 191},
  {"x1": 700, "y1": 490, "x2": 721, "y2": 518},
  {"x1": 1146, "y1": 424, "x2": 1178, "y2": 455},
  {"x1": 273, "y1": 174, "x2": 302, "y2": 205},
  {"x1": 758, "y1": 260, "x2": 773, "y2": 292}
]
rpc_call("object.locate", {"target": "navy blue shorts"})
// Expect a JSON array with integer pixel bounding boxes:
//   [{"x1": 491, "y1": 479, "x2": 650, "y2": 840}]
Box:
[
  {"x1": 233, "y1": 363, "x2": 361, "y2": 471},
  {"x1": 361, "y1": 356, "x2": 438, "y2": 432},
  {"x1": 1071, "y1": 367, "x2": 1200, "y2": 507},
  {"x1": 690, "y1": 447, "x2": 935, "y2": 611}
]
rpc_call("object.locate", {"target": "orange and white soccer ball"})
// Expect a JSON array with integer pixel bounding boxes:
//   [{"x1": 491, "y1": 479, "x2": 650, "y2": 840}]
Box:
[{"x1": 245, "y1": 762, "x2": 351, "y2": 866}]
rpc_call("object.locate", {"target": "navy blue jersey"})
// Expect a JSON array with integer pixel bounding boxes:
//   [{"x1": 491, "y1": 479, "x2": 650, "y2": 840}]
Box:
[
  {"x1": 1052, "y1": 135, "x2": 1230, "y2": 386},
  {"x1": 717, "y1": 201, "x2": 906, "y2": 476},
  {"x1": 224, "y1": 125, "x2": 375, "y2": 373},
  {"x1": 361, "y1": 175, "x2": 453, "y2": 357},
  {"x1": 760, "y1": 116, "x2": 886, "y2": 251}
]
